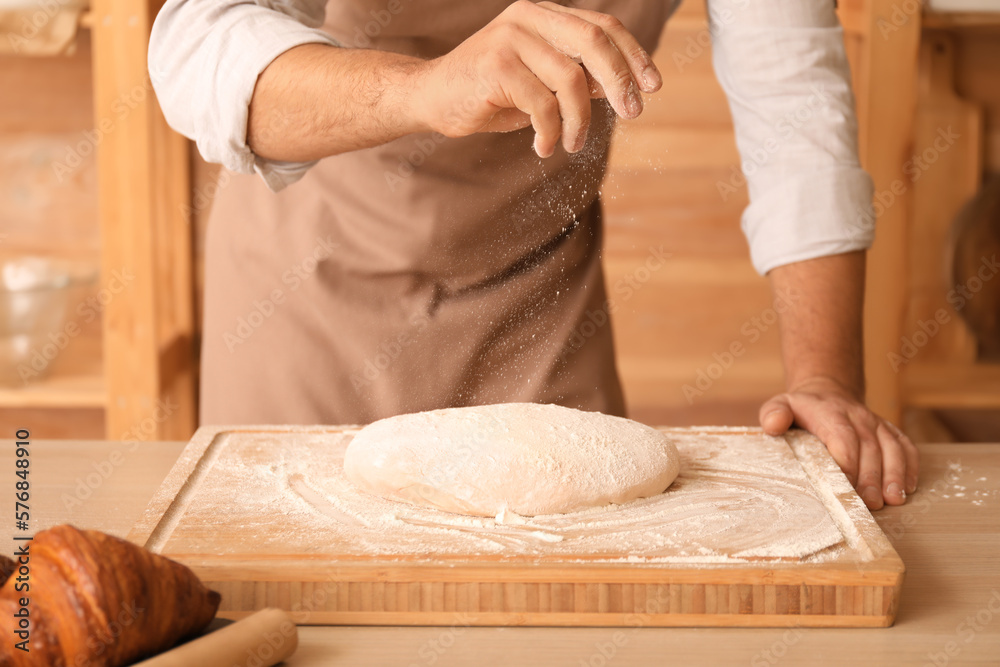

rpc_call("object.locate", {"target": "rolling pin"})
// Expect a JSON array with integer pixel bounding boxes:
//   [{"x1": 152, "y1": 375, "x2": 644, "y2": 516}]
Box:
[{"x1": 132, "y1": 608, "x2": 299, "y2": 667}]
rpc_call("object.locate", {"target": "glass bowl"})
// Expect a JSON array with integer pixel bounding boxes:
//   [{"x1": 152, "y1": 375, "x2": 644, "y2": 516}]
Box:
[{"x1": 0, "y1": 256, "x2": 98, "y2": 386}]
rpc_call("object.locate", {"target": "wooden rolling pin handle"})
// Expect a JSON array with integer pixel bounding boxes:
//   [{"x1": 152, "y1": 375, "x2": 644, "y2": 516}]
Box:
[{"x1": 132, "y1": 608, "x2": 299, "y2": 667}]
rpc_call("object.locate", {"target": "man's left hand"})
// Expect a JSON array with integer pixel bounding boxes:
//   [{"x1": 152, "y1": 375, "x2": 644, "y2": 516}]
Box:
[{"x1": 758, "y1": 376, "x2": 919, "y2": 510}]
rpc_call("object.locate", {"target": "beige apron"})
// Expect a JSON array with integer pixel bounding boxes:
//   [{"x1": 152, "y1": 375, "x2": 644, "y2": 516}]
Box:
[{"x1": 200, "y1": 0, "x2": 675, "y2": 425}]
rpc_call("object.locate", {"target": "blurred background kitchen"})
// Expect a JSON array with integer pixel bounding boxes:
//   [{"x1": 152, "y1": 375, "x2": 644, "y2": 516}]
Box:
[{"x1": 1, "y1": 0, "x2": 998, "y2": 442}]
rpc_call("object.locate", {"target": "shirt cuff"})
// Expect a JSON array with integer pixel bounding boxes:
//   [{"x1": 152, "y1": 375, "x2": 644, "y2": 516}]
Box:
[
  {"x1": 253, "y1": 156, "x2": 321, "y2": 191},
  {"x1": 195, "y1": 11, "x2": 338, "y2": 192},
  {"x1": 742, "y1": 167, "x2": 876, "y2": 275}
]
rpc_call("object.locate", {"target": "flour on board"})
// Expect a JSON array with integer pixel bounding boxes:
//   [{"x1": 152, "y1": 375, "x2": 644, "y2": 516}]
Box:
[{"x1": 162, "y1": 428, "x2": 856, "y2": 565}]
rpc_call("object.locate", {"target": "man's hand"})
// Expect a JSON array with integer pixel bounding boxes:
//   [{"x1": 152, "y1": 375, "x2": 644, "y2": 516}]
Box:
[
  {"x1": 409, "y1": 0, "x2": 662, "y2": 157},
  {"x1": 248, "y1": 1, "x2": 660, "y2": 163},
  {"x1": 759, "y1": 376, "x2": 919, "y2": 510},
  {"x1": 764, "y1": 251, "x2": 919, "y2": 511}
]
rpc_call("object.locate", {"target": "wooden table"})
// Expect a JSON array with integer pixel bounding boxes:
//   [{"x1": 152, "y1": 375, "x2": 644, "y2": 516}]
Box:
[{"x1": 6, "y1": 439, "x2": 1000, "y2": 665}]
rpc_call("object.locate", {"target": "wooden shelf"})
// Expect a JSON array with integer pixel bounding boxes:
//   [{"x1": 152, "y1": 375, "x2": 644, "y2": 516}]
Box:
[
  {"x1": 904, "y1": 362, "x2": 1000, "y2": 409},
  {"x1": 924, "y1": 11, "x2": 1000, "y2": 29},
  {"x1": 0, "y1": 353, "x2": 105, "y2": 409}
]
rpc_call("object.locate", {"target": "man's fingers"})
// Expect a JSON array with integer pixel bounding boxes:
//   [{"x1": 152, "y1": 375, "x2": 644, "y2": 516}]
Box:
[
  {"x1": 514, "y1": 36, "x2": 592, "y2": 153},
  {"x1": 853, "y1": 418, "x2": 884, "y2": 510},
  {"x1": 876, "y1": 422, "x2": 908, "y2": 506},
  {"x1": 496, "y1": 61, "x2": 564, "y2": 157},
  {"x1": 903, "y1": 436, "x2": 920, "y2": 494},
  {"x1": 523, "y1": 3, "x2": 643, "y2": 119},
  {"x1": 537, "y1": 1, "x2": 661, "y2": 93},
  {"x1": 479, "y1": 107, "x2": 533, "y2": 133},
  {"x1": 886, "y1": 421, "x2": 920, "y2": 493},
  {"x1": 759, "y1": 395, "x2": 794, "y2": 436},
  {"x1": 794, "y1": 408, "x2": 860, "y2": 486}
]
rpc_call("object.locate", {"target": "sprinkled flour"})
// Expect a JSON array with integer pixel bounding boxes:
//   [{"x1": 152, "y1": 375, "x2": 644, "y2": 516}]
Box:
[{"x1": 159, "y1": 427, "x2": 860, "y2": 565}]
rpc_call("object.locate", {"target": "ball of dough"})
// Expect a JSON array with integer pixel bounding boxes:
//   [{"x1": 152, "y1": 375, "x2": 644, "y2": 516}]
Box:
[{"x1": 343, "y1": 403, "x2": 680, "y2": 517}]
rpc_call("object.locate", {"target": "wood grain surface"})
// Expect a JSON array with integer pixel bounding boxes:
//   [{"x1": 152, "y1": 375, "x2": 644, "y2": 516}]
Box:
[{"x1": 126, "y1": 426, "x2": 904, "y2": 627}]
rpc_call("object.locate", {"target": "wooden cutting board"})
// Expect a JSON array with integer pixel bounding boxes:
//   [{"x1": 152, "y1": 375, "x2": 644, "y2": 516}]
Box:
[{"x1": 128, "y1": 426, "x2": 904, "y2": 627}]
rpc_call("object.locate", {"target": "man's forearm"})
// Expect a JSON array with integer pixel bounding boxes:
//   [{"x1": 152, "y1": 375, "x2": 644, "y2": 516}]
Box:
[
  {"x1": 248, "y1": 44, "x2": 427, "y2": 162},
  {"x1": 768, "y1": 251, "x2": 866, "y2": 398},
  {"x1": 247, "y1": 3, "x2": 662, "y2": 166}
]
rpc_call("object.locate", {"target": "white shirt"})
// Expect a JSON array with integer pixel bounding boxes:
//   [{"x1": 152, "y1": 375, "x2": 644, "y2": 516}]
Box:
[{"x1": 148, "y1": 0, "x2": 875, "y2": 275}]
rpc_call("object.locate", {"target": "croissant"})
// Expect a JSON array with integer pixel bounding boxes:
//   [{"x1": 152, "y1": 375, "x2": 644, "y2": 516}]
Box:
[{"x1": 0, "y1": 525, "x2": 221, "y2": 667}]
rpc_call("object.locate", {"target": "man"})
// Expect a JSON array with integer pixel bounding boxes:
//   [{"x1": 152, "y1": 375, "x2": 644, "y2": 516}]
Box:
[{"x1": 149, "y1": 0, "x2": 918, "y2": 510}]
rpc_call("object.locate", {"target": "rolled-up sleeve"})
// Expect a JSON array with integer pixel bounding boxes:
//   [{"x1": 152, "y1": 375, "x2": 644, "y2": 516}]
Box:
[
  {"x1": 708, "y1": 0, "x2": 875, "y2": 275},
  {"x1": 149, "y1": 0, "x2": 338, "y2": 191}
]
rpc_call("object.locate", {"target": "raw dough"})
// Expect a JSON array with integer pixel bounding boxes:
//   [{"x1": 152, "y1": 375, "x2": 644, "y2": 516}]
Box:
[{"x1": 343, "y1": 403, "x2": 680, "y2": 517}]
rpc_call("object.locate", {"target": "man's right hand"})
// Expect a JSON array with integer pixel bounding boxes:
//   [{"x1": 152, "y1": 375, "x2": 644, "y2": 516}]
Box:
[{"x1": 408, "y1": 0, "x2": 662, "y2": 158}]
